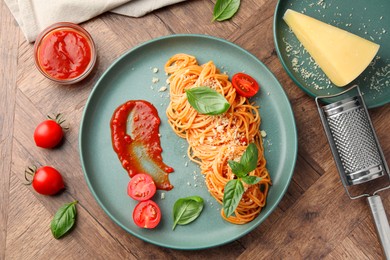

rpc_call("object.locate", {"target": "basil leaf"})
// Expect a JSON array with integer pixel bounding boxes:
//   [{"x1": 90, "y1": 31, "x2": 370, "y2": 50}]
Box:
[
  {"x1": 223, "y1": 179, "x2": 244, "y2": 218},
  {"x1": 228, "y1": 160, "x2": 246, "y2": 178},
  {"x1": 213, "y1": 0, "x2": 241, "y2": 22},
  {"x1": 185, "y1": 87, "x2": 230, "y2": 115},
  {"x1": 172, "y1": 196, "x2": 204, "y2": 230},
  {"x1": 51, "y1": 201, "x2": 78, "y2": 239},
  {"x1": 242, "y1": 176, "x2": 262, "y2": 185},
  {"x1": 240, "y1": 143, "x2": 258, "y2": 173}
]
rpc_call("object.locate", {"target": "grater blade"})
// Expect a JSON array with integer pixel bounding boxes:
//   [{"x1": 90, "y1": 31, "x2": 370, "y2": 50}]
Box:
[{"x1": 323, "y1": 95, "x2": 385, "y2": 186}]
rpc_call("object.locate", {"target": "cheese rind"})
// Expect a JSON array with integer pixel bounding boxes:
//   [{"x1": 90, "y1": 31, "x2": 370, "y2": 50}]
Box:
[{"x1": 283, "y1": 9, "x2": 380, "y2": 87}]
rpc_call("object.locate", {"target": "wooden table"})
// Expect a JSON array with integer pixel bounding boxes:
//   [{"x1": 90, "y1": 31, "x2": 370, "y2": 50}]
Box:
[{"x1": 1, "y1": 0, "x2": 389, "y2": 259}]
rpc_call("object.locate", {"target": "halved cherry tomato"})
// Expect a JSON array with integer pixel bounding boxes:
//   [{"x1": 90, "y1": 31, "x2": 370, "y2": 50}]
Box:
[
  {"x1": 133, "y1": 200, "x2": 161, "y2": 228},
  {"x1": 232, "y1": 73, "x2": 259, "y2": 98},
  {"x1": 127, "y1": 173, "x2": 157, "y2": 201}
]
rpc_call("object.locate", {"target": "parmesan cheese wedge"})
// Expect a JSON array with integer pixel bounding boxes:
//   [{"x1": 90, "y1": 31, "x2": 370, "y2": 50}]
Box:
[{"x1": 283, "y1": 9, "x2": 380, "y2": 87}]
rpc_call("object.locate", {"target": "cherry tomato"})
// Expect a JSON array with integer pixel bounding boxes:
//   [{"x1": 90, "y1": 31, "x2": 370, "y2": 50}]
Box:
[
  {"x1": 34, "y1": 119, "x2": 64, "y2": 148},
  {"x1": 133, "y1": 200, "x2": 161, "y2": 228},
  {"x1": 232, "y1": 73, "x2": 260, "y2": 98},
  {"x1": 127, "y1": 173, "x2": 157, "y2": 201},
  {"x1": 30, "y1": 166, "x2": 65, "y2": 195}
]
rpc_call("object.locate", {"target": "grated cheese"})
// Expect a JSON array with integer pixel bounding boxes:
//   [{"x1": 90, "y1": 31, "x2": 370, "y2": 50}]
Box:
[{"x1": 158, "y1": 86, "x2": 167, "y2": 92}]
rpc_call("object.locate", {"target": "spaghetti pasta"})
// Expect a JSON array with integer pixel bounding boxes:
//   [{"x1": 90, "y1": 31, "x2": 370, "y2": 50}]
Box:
[{"x1": 165, "y1": 53, "x2": 271, "y2": 224}]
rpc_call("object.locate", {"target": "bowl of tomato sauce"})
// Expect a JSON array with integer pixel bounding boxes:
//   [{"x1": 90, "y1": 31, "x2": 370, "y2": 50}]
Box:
[{"x1": 34, "y1": 22, "x2": 96, "y2": 84}]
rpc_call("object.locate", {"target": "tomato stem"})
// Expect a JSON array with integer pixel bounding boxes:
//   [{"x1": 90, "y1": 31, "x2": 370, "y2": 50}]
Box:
[
  {"x1": 47, "y1": 113, "x2": 69, "y2": 130},
  {"x1": 24, "y1": 165, "x2": 37, "y2": 185}
]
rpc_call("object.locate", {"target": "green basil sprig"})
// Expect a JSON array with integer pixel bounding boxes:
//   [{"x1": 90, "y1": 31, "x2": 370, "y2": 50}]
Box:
[
  {"x1": 51, "y1": 200, "x2": 78, "y2": 239},
  {"x1": 185, "y1": 86, "x2": 230, "y2": 115},
  {"x1": 172, "y1": 196, "x2": 204, "y2": 230},
  {"x1": 213, "y1": 0, "x2": 241, "y2": 22},
  {"x1": 223, "y1": 143, "x2": 262, "y2": 218}
]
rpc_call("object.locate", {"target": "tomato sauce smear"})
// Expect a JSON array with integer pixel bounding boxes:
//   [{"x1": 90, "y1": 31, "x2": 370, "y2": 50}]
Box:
[{"x1": 111, "y1": 100, "x2": 174, "y2": 190}]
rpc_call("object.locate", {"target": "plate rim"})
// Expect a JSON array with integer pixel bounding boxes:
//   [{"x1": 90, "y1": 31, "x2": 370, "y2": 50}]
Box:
[{"x1": 79, "y1": 33, "x2": 298, "y2": 249}]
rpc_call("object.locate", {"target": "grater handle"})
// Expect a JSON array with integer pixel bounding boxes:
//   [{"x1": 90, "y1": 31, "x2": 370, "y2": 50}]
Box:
[{"x1": 367, "y1": 195, "x2": 390, "y2": 259}]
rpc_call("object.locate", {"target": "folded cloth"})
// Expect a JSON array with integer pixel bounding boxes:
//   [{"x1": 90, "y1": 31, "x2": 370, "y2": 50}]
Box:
[{"x1": 4, "y1": 0, "x2": 186, "y2": 42}]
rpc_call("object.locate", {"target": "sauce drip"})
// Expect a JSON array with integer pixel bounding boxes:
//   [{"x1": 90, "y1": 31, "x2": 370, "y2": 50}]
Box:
[
  {"x1": 110, "y1": 100, "x2": 174, "y2": 190},
  {"x1": 38, "y1": 29, "x2": 92, "y2": 80}
]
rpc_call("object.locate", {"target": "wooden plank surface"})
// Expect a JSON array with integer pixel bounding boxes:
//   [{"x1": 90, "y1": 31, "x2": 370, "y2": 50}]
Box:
[
  {"x1": 1, "y1": 0, "x2": 389, "y2": 259},
  {"x1": 0, "y1": 2, "x2": 19, "y2": 259}
]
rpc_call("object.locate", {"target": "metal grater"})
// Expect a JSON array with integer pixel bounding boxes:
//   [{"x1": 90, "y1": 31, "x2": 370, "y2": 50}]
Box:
[{"x1": 315, "y1": 85, "x2": 390, "y2": 259}]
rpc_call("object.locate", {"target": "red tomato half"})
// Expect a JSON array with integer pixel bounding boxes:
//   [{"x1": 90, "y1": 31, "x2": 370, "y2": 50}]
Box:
[
  {"x1": 34, "y1": 119, "x2": 64, "y2": 148},
  {"x1": 133, "y1": 200, "x2": 161, "y2": 229},
  {"x1": 232, "y1": 73, "x2": 260, "y2": 98},
  {"x1": 32, "y1": 166, "x2": 65, "y2": 195},
  {"x1": 127, "y1": 173, "x2": 157, "y2": 201}
]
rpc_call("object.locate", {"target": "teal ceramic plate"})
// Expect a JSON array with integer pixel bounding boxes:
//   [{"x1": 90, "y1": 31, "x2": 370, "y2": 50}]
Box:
[
  {"x1": 79, "y1": 34, "x2": 297, "y2": 249},
  {"x1": 274, "y1": 0, "x2": 390, "y2": 108}
]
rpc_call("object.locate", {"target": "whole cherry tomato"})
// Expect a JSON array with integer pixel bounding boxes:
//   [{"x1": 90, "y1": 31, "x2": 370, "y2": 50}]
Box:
[
  {"x1": 26, "y1": 166, "x2": 65, "y2": 195},
  {"x1": 34, "y1": 114, "x2": 66, "y2": 148},
  {"x1": 231, "y1": 72, "x2": 260, "y2": 98},
  {"x1": 133, "y1": 200, "x2": 161, "y2": 229},
  {"x1": 127, "y1": 173, "x2": 157, "y2": 201}
]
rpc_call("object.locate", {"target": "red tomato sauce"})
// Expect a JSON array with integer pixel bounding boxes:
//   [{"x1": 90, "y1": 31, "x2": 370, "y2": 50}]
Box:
[
  {"x1": 37, "y1": 29, "x2": 92, "y2": 80},
  {"x1": 110, "y1": 100, "x2": 174, "y2": 190}
]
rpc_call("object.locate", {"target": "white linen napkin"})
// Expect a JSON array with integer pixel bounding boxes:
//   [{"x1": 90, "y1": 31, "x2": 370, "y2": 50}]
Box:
[{"x1": 4, "y1": 0, "x2": 186, "y2": 42}]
